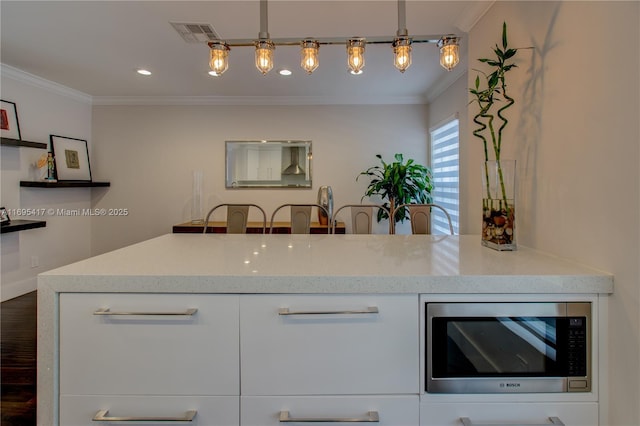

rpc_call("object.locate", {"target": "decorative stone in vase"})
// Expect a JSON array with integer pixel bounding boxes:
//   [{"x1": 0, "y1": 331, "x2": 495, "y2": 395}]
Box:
[
  {"x1": 317, "y1": 185, "x2": 333, "y2": 226},
  {"x1": 481, "y1": 160, "x2": 516, "y2": 251}
]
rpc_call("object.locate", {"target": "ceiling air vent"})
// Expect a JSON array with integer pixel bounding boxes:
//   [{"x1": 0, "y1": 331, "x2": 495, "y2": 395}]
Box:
[{"x1": 170, "y1": 22, "x2": 220, "y2": 43}]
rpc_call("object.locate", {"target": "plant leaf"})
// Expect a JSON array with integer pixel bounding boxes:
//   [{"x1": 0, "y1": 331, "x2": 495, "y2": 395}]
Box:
[
  {"x1": 503, "y1": 48, "x2": 517, "y2": 60},
  {"x1": 502, "y1": 22, "x2": 508, "y2": 49}
]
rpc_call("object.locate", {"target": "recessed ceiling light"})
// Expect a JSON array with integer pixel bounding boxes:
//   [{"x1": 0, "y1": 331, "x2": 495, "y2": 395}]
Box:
[
  {"x1": 136, "y1": 69, "x2": 152, "y2": 76},
  {"x1": 278, "y1": 69, "x2": 292, "y2": 76},
  {"x1": 349, "y1": 69, "x2": 363, "y2": 76}
]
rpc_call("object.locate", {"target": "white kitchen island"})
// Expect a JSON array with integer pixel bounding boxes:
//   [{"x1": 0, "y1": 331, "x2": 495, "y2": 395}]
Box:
[{"x1": 37, "y1": 234, "x2": 613, "y2": 426}]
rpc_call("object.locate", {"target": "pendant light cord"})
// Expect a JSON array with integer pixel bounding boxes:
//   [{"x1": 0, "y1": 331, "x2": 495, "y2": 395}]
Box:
[
  {"x1": 397, "y1": 0, "x2": 408, "y2": 37},
  {"x1": 259, "y1": 0, "x2": 269, "y2": 39}
]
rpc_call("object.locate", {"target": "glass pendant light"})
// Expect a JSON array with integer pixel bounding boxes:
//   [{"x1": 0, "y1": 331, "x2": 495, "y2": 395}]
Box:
[
  {"x1": 347, "y1": 38, "x2": 366, "y2": 74},
  {"x1": 438, "y1": 36, "x2": 460, "y2": 71},
  {"x1": 393, "y1": 0, "x2": 411, "y2": 73},
  {"x1": 255, "y1": 39, "x2": 275, "y2": 75},
  {"x1": 254, "y1": 0, "x2": 274, "y2": 75},
  {"x1": 300, "y1": 40, "x2": 320, "y2": 74},
  {"x1": 208, "y1": 41, "x2": 230, "y2": 76},
  {"x1": 393, "y1": 37, "x2": 412, "y2": 73}
]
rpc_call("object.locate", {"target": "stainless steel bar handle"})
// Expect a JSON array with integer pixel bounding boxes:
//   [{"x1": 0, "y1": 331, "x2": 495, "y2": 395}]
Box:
[
  {"x1": 93, "y1": 308, "x2": 198, "y2": 316},
  {"x1": 278, "y1": 306, "x2": 379, "y2": 316},
  {"x1": 92, "y1": 409, "x2": 197, "y2": 422},
  {"x1": 460, "y1": 417, "x2": 565, "y2": 426},
  {"x1": 279, "y1": 410, "x2": 379, "y2": 423}
]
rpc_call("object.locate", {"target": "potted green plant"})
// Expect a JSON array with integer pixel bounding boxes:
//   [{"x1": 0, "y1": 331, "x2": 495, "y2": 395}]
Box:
[
  {"x1": 357, "y1": 153, "x2": 433, "y2": 233},
  {"x1": 469, "y1": 22, "x2": 528, "y2": 250}
]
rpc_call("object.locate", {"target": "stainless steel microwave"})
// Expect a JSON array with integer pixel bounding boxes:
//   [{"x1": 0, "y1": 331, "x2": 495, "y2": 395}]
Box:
[{"x1": 426, "y1": 302, "x2": 591, "y2": 393}]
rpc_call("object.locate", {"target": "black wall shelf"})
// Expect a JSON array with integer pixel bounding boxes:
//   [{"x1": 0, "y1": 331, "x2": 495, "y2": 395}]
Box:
[
  {"x1": 1, "y1": 137, "x2": 47, "y2": 149},
  {"x1": 1, "y1": 220, "x2": 47, "y2": 234},
  {"x1": 20, "y1": 181, "x2": 110, "y2": 188}
]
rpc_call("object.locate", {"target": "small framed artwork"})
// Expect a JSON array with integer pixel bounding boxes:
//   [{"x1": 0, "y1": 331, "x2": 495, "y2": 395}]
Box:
[
  {"x1": 50, "y1": 135, "x2": 92, "y2": 181},
  {"x1": 1, "y1": 99, "x2": 22, "y2": 140},
  {"x1": 0, "y1": 207, "x2": 10, "y2": 225}
]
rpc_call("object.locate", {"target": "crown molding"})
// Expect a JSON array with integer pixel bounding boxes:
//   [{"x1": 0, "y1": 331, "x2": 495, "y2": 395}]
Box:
[
  {"x1": 425, "y1": 57, "x2": 467, "y2": 103},
  {"x1": 0, "y1": 63, "x2": 93, "y2": 104},
  {"x1": 454, "y1": 1, "x2": 495, "y2": 33},
  {"x1": 92, "y1": 95, "x2": 427, "y2": 106},
  {"x1": 423, "y1": 0, "x2": 494, "y2": 102},
  {"x1": 2, "y1": 63, "x2": 428, "y2": 106}
]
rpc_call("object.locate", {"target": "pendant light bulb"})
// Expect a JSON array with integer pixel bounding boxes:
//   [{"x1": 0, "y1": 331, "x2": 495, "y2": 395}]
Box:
[
  {"x1": 300, "y1": 40, "x2": 320, "y2": 74},
  {"x1": 347, "y1": 38, "x2": 366, "y2": 74},
  {"x1": 438, "y1": 36, "x2": 460, "y2": 71},
  {"x1": 255, "y1": 39, "x2": 275, "y2": 75},
  {"x1": 208, "y1": 41, "x2": 230, "y2": 76},
  {"x1": 393, "y1": 37, "x2": 412, "y2": 73}
]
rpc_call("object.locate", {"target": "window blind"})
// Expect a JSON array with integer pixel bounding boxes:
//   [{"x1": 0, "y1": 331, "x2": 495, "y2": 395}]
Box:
[{"x1": 430, "y1": 118, "x2": 459, "y2": 234}]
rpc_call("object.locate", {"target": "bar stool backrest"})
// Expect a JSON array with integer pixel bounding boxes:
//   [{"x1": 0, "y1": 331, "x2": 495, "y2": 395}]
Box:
[
  {"x1": 203, "y1": 203, "x2": 267, "y2": 234},
  {"x1": 392, "y1": 203, "x2": 454, "y2": 235},
  {"x1": 270, "y1": 203, "x2": 330, "y2": 234},
  {"x1": 331, "y1": 204, "x2": 390, "y2": 234}
]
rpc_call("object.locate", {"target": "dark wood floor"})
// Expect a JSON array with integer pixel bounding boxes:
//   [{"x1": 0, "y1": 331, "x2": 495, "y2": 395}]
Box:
[{"x1": 1, "y1": 291, "x2": 37, "y2": 426}]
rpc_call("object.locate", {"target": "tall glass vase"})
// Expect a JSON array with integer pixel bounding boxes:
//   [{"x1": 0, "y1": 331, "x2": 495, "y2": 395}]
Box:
[{"x1": 481, "y1": 160, "x2": 516, "y2": 251}]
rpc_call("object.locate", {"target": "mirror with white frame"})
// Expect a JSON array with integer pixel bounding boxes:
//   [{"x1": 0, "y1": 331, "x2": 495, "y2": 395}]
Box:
[{"x1": 225, "y1": 140, "x2": 312, "y2": 188}]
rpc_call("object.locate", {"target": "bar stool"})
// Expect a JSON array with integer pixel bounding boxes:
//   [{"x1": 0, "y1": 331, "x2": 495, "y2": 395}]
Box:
[
  {"x1": 269, "y1": 203, "x2": 330, "y2": 234},
  {"x1": 331, "y1": 204, "x2": 390, "y2": 234},
  {"x1": 203, "y1": 204, "x2": 267, "y2": 234},
  {"x1": 392, "y1": 203, "x2": 454, "y2": 235}
]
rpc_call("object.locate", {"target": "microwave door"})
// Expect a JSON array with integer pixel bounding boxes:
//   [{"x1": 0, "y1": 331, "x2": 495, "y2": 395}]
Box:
[
  {"x1": 429, "y1": 316, "x2": 567, "y2": 393},
  {"x1": 448, "y1": 319, "x2": 555, "y2": 375}
]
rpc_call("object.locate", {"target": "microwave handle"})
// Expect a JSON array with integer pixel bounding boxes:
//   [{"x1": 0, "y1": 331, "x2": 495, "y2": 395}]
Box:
[{"x1": 460, "y1": 417, "x2": 564, "y2": 426}]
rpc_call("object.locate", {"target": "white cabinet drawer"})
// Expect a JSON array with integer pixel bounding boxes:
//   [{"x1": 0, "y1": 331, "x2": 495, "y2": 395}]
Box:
[
  {"x1": 60, "y1": 293, "x2": 239, "y2": 395},
  {"x1": 242, "y1": 395, "x2": 419, "y2": 426},
  {"x1": 240, "y1": 294, "x2": 418, "y2": 395},
  {"x1": 60, "y1": 395, "x2": 239, "y2": 426},
  {"x1": 419, "y1": 402, "x2": 598, "y2": 426}
]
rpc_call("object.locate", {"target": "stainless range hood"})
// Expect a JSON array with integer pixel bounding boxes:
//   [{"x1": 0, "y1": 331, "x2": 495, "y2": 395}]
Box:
[{"x1": 282, "y1": 146, "x2": 305, "y2": 175}]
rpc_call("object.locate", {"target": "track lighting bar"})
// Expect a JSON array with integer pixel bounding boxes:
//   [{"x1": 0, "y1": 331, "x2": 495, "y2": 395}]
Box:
[{"x1": 210, "y1": 35, "x2": 450, "y2": 48}]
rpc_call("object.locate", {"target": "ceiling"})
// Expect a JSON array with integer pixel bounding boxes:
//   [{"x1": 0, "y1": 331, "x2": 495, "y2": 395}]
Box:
[{"x1": 0, "y1": 1, "x2": 492, "y2": 104}]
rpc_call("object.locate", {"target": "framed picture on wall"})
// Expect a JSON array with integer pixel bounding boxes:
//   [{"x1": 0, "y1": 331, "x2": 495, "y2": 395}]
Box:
[
  {"x1": 1, "y1": 99, "x2": 22, "y2": 140},
  {"x1": 0, "y1": 207, "x2": 10, "y2": 225},
  {"x1": 50, "y1": 135, "x2": 92, "y2": 181}
]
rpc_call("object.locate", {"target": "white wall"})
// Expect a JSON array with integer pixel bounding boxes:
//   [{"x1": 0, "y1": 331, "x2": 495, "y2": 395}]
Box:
[
  {"x1": 0, "y1": 68, "x2": 93, "y2": 301},
  {"x1": 90, "y1": 103, "x2": 429, "y2": 254},
  {"x1": 427, "y1": 72, "x2": 469, "y2": 233},
  {"x1": 468, "y1": 2, "x2": 640, "y2": 425}
]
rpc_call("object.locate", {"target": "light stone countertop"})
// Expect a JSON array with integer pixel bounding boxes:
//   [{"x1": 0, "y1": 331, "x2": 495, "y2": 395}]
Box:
[{"x1": 38, "y1": 234, "x2": 613, "y2": 294}]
